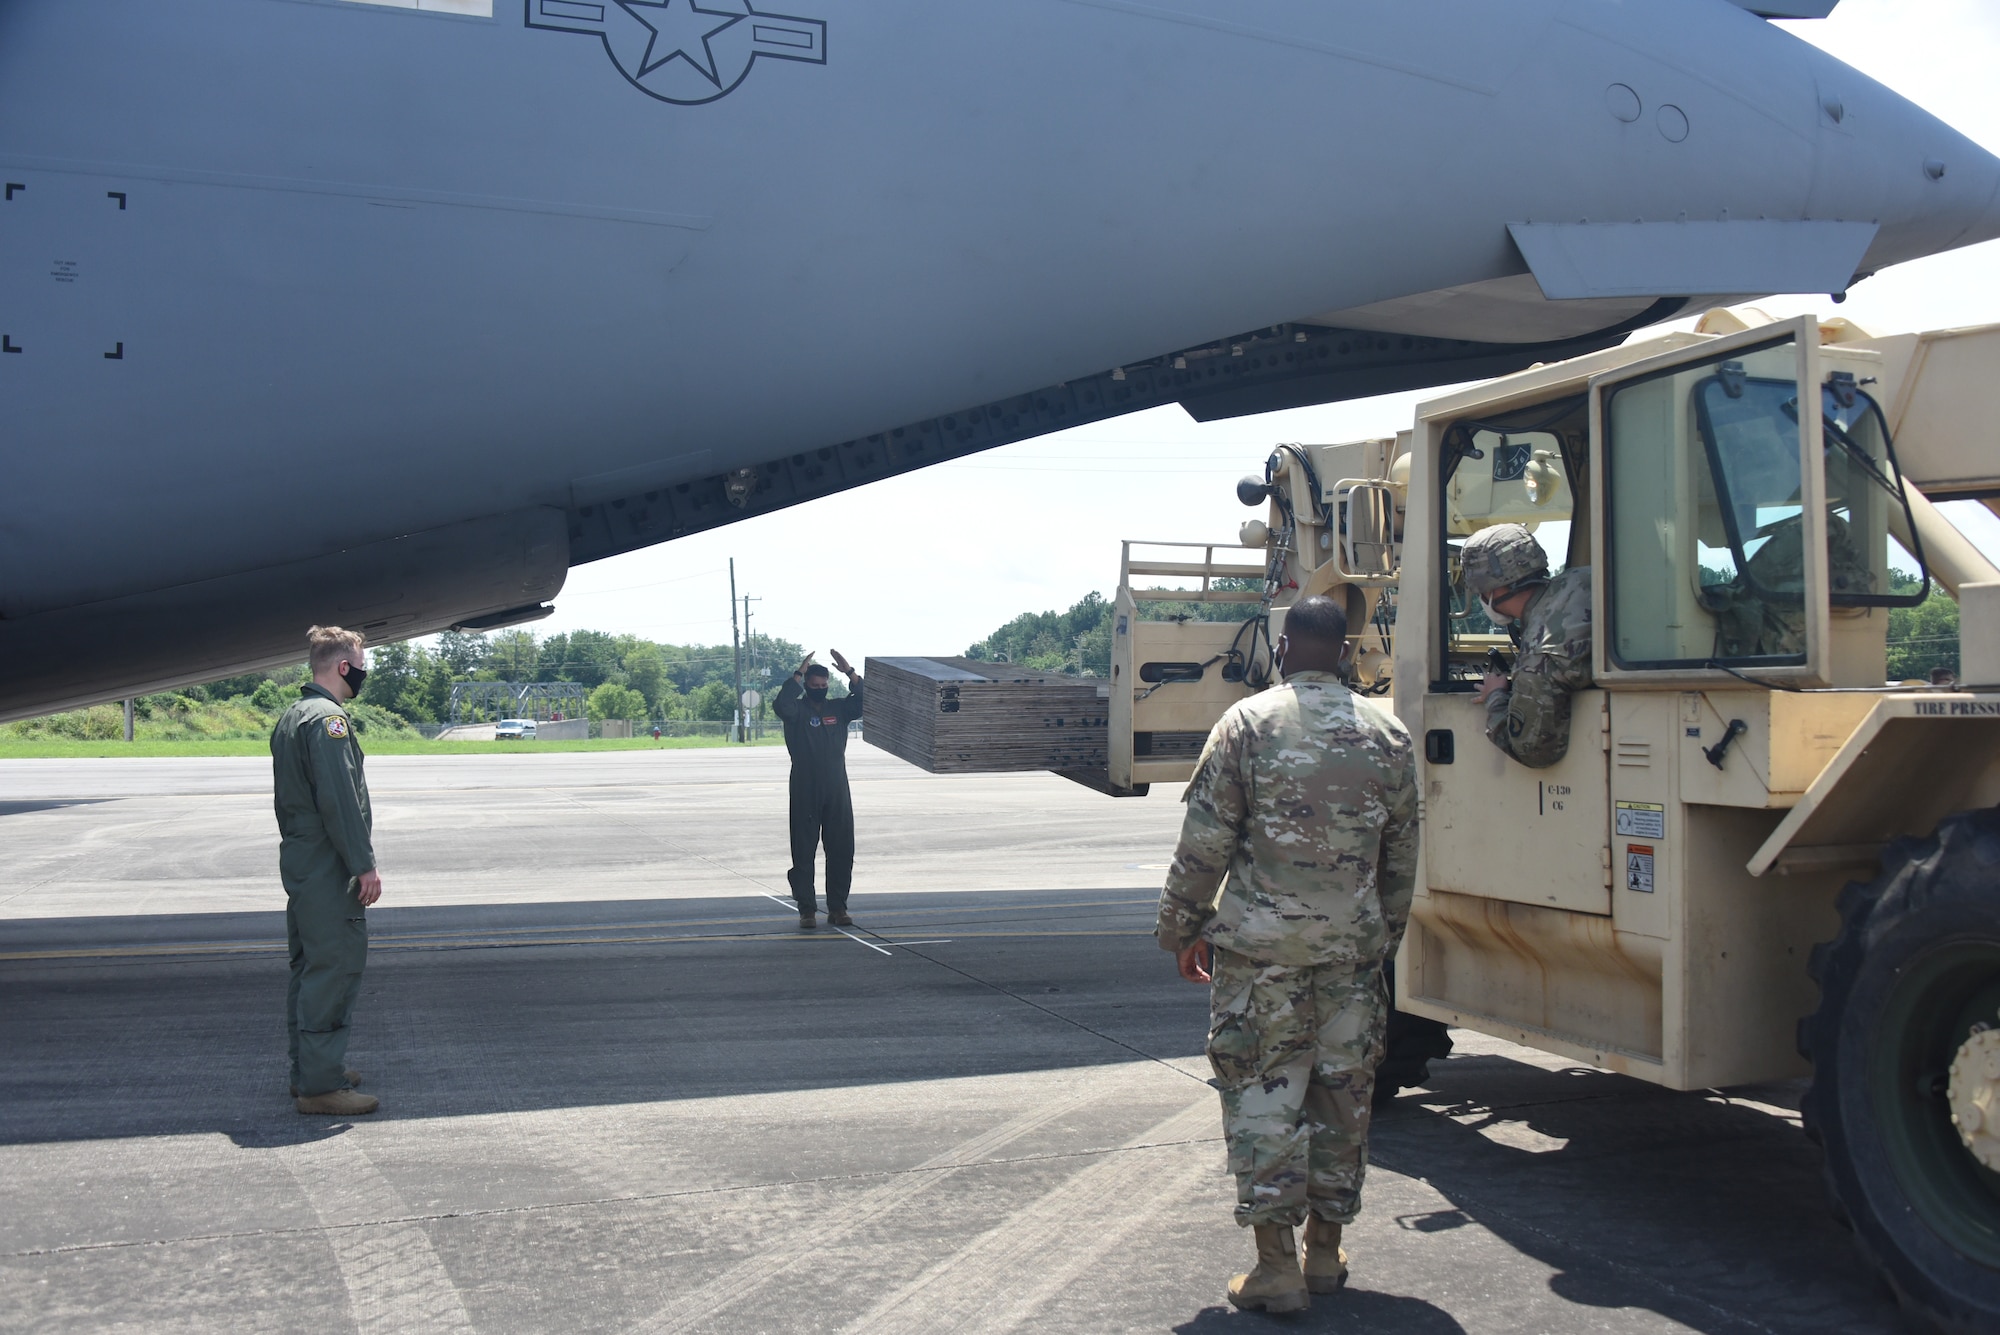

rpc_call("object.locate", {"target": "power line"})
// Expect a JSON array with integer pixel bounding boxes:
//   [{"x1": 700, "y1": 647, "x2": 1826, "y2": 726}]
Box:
[
  {"x1": 945, "y1": 451, "x2": 1262, "y2": 461},
  {"x1": 571, "y1": 618, "x2": 732, "y2": 631},
  {"x1": 940, "y1": 464, "x2": 1250, "y2": 474},
  {"x1": 557, "y1": 568, "x2": 729, "y2": 597}
]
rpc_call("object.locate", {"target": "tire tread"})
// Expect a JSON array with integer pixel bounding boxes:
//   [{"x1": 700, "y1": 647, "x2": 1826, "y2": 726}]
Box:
[{"x1": 1798, "y1": 810, "x2": 2000, "y2": 1335}]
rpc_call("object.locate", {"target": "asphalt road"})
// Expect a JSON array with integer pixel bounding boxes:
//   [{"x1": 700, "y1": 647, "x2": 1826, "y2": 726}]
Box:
[{"x1": 0, "y1": 747, "x2": 1901, "y2": 1333}]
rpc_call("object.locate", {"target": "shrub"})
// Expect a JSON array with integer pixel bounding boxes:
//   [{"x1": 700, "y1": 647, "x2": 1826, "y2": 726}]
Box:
[{"x1": 587, "y1": 682, "x2": 648, "y2": 723}]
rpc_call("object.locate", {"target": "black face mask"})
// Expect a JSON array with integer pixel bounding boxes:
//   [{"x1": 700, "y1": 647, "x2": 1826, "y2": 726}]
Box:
[
  {"x1": 339, "y1": 662, "x2": 368, "y2": 699},
  {"x1": 804, "y1": 685, "x2": 828, "y2": 702}
]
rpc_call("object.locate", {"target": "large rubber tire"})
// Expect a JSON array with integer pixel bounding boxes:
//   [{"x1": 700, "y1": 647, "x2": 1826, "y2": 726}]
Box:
[
  {"x1": 1799, "y1": 808, "x2": 2000, "y2": 1333},
  {"x1": 1374, "y1": 955, "x2": 1454, "y2": 1108}
]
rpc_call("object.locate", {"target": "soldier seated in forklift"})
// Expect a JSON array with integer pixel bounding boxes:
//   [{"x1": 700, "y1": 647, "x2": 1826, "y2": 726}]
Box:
[
  {"x1": 1463, "y1": 523, "x2": 1593, "y2": 768},
  {"x1": 1698, "y1": 510, "x2": 1875, "y2": 658}
]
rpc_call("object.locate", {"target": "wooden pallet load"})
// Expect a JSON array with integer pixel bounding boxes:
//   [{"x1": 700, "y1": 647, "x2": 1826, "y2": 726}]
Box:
[{"x1": 862, "y1": 657, "x2": 1109, "y2": 774}]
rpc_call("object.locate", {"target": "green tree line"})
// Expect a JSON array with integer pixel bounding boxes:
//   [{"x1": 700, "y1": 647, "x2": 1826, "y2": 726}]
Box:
[
  {"x1": 1887, "y1": 573, "x2": 1959, "y2": 681},
  {"x1": 1, "y1": 626, "x2": 810, "y2": 742},
  {"x1": 0, "y1": 665, "x2": 419, "y2": 742},
  {"x1": 6, "y1": 573, "x2": 1957, "y2": 743},
  {"x1": 966, "y1": 580, "x2": 1263, "y2": 677},
  {"x1": 362, "y1": 627, "x2": 808, "y2": 726},
  {"x1": 967, "y1": 574, "x2": 1958, "y2": 684}
]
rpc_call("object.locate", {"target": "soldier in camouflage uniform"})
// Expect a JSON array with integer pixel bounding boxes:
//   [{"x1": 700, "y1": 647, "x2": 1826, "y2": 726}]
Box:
[
  {"x1": 1155, "y1": 595, "x2": 1418, "y2": 1313},
  {"x1": 1699, "y1": 511, "x2": 1873, "y2": 659},
  {"x1": 271, "y1": 625, "x2": 382, "y2": 1117},
  {"x1": 1464, "y1": 524, "x2": 1593, "y2": 768}
]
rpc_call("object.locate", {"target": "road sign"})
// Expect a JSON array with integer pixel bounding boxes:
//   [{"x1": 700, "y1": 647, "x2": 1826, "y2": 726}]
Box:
[{"x1": 741, "y1": 689, "x2": 762, "y2": 710}]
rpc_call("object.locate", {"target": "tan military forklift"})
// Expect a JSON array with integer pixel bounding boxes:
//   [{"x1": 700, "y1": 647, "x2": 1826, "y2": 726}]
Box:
[{"x1": 1106, "y1": 311, "x2": 2000, "y2": 1332}]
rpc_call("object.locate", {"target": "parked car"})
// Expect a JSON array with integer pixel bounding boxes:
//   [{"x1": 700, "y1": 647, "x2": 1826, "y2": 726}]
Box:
[{"x1": 494, "y1": 718, "x2": 536, "y2": 741}]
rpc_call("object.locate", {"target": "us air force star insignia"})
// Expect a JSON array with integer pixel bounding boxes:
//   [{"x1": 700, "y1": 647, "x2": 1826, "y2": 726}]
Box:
[
  {"x1": 324, "y1": 715, "x2": 349, "y2": 739},
  {"x1": 527, "y1": 0, "x2": 826, "y2": 106}
]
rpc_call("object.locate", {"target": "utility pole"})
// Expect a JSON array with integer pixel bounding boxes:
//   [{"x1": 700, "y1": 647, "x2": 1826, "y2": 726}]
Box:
[
  {"x1": 742, "y1": 594, "x2": 761, "y2": 738},
  {"x1": 123, "y1": 698, "x2": 134, "y2": 743},
  {"x1": 729, "y1": 558, "x2": 744, "y2": 743}
]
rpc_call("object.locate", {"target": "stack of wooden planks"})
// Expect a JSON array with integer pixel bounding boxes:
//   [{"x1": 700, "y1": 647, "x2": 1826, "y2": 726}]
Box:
[{"x1": 862, "y1": 657, "x2": 1110, "y2": 774}]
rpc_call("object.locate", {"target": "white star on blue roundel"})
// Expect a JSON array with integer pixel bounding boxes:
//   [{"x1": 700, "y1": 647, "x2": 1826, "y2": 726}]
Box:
[{"x1": 528, "y1": 0, "x2": 827, "y2": 107}]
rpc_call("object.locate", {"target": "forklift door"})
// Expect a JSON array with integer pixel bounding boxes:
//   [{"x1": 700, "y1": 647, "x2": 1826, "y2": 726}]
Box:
[{"x1": 1422, "y1": 405, "x2": 1611, "y2": 914}]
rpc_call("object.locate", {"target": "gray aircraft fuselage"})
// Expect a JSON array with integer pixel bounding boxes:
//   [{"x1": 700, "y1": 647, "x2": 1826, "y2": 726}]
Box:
[{"x1": 3, "y1": 0, "x2": 1997, "y2": 718}]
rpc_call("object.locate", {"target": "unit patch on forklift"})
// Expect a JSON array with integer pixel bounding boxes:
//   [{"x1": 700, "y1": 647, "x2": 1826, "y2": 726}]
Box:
[
  {"x1": 1613, "y1": 800, "x2": 1665, "y2": 840},
  {"x1": 1624, "y1": 843, "x2": 1656, "y2": 894}
]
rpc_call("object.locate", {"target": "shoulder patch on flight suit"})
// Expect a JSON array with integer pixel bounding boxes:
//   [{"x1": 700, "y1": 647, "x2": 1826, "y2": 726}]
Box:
[{"x1": 324, "y1": 715, "x2": 349, "y2": 739}]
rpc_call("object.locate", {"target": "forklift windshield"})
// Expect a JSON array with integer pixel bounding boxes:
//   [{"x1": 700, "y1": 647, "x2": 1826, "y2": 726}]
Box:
[
  {"x1": 1605, "y1": 334, "x2": 1929, "y2": 672},
  {"x1": 1693, "y1": 371, "x2": 1927, "y2": 612}
]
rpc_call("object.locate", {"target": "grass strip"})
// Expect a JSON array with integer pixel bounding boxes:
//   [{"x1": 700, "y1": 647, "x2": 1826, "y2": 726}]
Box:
[{"x1": 0, "y1": 736, "x2": 786, "y2": 759}]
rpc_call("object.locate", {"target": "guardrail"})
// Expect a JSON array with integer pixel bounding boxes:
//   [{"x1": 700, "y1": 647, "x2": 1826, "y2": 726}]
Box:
[{"x1": 1120, "y1": 540, "x2": 1267, "y2": 603}]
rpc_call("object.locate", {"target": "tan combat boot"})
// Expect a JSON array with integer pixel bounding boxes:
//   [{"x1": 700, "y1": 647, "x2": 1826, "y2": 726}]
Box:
[
  {"x1": 1226, "y1": 1222, "x2": 1309, "y2": 1313},
  {"x1": 296, "y1": 1088, "x2": 379, "y2": 1116},
  {"x1": 290, "y1": 1069, "x2": 361, "y2": 1098},
  {"x1": 1302, "y1": 1216, "x2": 1349, "y2": 1294}
]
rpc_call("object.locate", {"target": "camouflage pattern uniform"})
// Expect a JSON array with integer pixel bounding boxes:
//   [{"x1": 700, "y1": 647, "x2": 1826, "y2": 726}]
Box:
[
  {"x1": 1155, "y1": 669, "x2": 1418, "y2": 1228},
  {"x1": 1485, "y1": 566, "x2": 1593, "y2": 769},
  {"x1": 1700, "y1": 512, "x2": 1872, "y2": 659}
]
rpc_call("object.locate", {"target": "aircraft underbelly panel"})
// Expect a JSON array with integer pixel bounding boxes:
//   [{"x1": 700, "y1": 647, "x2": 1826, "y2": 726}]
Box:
[
  {"x1": 0, "y1": 508, "x2": 568, "y2": 723},
  {"x1": 0, "y1": 157, "x2": 703, "y2": 616}
]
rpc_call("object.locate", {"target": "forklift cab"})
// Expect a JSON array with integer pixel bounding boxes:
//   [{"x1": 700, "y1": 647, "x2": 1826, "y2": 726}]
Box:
[{"x1": 1400, "y1": 316, "x2": 1934, "y2": 1081}]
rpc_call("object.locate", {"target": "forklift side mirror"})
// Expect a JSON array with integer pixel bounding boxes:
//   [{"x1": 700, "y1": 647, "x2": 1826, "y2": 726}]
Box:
[{"x1": 1341, "y1": 481, "x2": 1398, "y2": 578}]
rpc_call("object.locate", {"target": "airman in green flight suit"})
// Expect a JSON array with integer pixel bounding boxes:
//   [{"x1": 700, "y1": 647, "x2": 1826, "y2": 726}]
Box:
[{"x1": 271, "y1": 625, "x2": 382, "y2": 1116}]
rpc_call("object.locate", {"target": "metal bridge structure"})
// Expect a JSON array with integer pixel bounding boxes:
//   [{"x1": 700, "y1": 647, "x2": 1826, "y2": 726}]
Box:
[{"x1": 447, "y1": 681, "x2": 588, "y2": 724}]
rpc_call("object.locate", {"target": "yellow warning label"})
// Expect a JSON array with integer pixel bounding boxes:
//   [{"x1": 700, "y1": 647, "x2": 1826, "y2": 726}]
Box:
[{"x1": 1615, "y1": 801, "x2": 1665, "y2": 840}]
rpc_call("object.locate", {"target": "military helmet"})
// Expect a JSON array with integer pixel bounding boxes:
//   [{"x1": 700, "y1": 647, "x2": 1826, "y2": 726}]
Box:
[{"x1": 1460, "y1": 523, "x2": 1549, "y2": 598}]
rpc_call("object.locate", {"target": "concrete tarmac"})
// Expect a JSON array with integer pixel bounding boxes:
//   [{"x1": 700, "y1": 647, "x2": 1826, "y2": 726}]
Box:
[{"x1": 1, "y1": 747, "x2": 1900, "y2": 1333}]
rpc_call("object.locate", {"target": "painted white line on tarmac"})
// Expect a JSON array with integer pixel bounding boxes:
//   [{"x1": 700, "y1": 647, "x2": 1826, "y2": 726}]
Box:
[
  {"x1": 833, "y1": 1097, "x2": 1218, "y2": 1335},
  {"x1": 281, "y1": 1132, "x2": 475, "y2": 1334},
  {"x1": 756, "y1": 889, "x2": 892, "y2": 954},
  {"x1": 835, "y1": 926, "x2": 893, "y2": 955},
  {"x1": 618, "y1": 1067, "x2": 1174, "y2": 1335}
]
